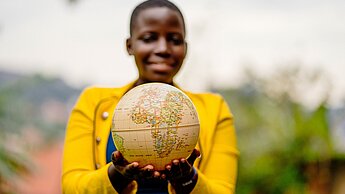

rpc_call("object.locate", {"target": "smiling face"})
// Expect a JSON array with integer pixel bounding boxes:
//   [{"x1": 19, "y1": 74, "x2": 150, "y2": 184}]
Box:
[{"x1": 127, "y1": 7, "x2": 187, "y2": 85}]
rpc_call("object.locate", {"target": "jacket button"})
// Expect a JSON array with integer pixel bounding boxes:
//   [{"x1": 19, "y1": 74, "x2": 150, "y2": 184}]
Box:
[
  {"x1": 96, "y1": 136, "x2": 101, "y2": 144},
  {"x1": 102, "y1": 112, "x2": 109, "y2": 120}
]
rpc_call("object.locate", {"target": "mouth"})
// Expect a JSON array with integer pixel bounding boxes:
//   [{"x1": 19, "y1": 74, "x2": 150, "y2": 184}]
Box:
[{"x1": 147, "y1": 62, "x2": 174, "y2": 73}]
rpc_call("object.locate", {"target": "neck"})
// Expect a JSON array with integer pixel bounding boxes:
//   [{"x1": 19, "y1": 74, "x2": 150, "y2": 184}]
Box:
[{"x1": 134, "y1": 79, "x2": 174, "y2": 87}]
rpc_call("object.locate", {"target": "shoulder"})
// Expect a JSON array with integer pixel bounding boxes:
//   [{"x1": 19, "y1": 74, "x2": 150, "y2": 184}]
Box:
[
  {"x1": 81, "y1": 86, "x2": 119, "y2": 97},
  {"x1": 78, "y1": 86, "x2": 118, "y2": 101},
  {"x1": 184, "y1": 90, "x2": 234, "y2": 125},
  {"x1": 75, "y1": 84, "x2": 131, "y2": 108},
  {"x1": 184, "y1": 90, "x2": 225, "y2": 105},
  {"x1": 183, "y1": 90, "x2": 229, "y2": 115}
]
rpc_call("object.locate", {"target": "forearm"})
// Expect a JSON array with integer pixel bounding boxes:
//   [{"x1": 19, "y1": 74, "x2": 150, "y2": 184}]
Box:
[{"x1": 62, "y1": 163, "x2": 117, "y2": 194}]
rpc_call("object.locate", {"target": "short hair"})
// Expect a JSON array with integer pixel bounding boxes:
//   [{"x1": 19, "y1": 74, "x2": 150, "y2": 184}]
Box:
[{"x1": 129, "y1": 0, "x2": 186, "y2": 36}]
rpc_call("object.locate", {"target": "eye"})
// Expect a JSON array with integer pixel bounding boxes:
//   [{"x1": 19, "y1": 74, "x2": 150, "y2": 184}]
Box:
[
  {"x1": 140, "y1": 33, "x2": 157, "y2": 43},
  {"x1": 168, "y1": 33, "x2": 184, "y2": 45}
]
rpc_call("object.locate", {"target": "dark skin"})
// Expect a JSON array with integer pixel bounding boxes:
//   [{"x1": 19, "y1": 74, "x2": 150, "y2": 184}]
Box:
[
  {"x1": 108, "y1": 7, "x2": 200, "y2": 193},
  {"x1": 127, "y1": 7, "x2": 187, "y2": 85}
]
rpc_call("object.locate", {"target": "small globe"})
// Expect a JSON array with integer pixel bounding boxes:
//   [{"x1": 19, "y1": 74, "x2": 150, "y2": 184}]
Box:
[{"x1": 111, "y1": 83, "x2": 200, "y2": 170}]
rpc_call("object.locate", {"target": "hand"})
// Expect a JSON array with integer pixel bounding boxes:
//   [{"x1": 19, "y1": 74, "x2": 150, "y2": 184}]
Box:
[
  {"x1": 108, "y1": 151, "x2": 157, "y2": 193},
  {"x1": 164, "y1": 149, "x2": 201, "y2": 194}
]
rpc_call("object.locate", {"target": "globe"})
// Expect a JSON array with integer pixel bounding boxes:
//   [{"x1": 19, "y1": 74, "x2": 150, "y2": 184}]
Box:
[{"x1": 111, "y1": 83, "x2": 200, "y2": 170}]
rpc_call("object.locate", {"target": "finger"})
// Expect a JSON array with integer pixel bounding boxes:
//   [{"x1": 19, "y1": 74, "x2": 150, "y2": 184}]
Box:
[
  {"x1": 127, "y1": 162, "x2": 139, "y2": 172},
  {"x1": 141, "y1": 164, "x2": 154, "y2": 171},
  {"x1": 165, "y1": 164, "x2": 172, "y2": 171},
  {"x1": 170, "y1": 159, "x2": 181, "y2": 179},
  {"x1": 187, "y1": 149, "x2": 200, "y2": 165},
  {"x1": 123, "y1": 162, "x2": 139, "y2": 178},
  {"x1": 164, "y1": 164, "x2": 172, "y2": 179},
  {"x1": 180, "y1": 158, "x2": 191, "y2": 176},
  {"x1": 160, "y1": 173, "x2": 166, "y2": 180},
  {"x1": 140, "y1": 165, "x2": 154, "y2": 178},
  {"x1": 153, "y1": 171, "x2": 160, "y2": 178}
]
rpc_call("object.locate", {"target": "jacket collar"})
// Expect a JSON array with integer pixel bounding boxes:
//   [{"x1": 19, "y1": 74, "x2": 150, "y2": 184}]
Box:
[{"x1": 117, "y1": 80, "x2": 137, "y2": 97}]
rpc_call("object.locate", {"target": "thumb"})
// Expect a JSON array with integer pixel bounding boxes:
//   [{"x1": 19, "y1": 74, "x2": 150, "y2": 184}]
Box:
[
  {"x1": 112, "y1": 151, "x2": 126, "y2": 166},
  {"x1": 187, "y1": 149, "x2": 200, "y2": 165}
]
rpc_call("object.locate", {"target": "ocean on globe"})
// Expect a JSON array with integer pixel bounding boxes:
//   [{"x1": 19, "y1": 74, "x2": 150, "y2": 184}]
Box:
[{"x1": 111, "y1": 83, "x2": 200, "y2": 170}]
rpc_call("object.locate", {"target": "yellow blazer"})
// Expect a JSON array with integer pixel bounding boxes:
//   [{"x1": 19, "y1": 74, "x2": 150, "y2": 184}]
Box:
[{"x1": 62, "y1": 81, "x2": 239, "y2": 193}]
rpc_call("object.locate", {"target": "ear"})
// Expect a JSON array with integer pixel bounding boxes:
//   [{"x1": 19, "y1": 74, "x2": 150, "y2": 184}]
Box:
[{"x1": 126, "y1": 38, "x2": 133, "y2": 55}]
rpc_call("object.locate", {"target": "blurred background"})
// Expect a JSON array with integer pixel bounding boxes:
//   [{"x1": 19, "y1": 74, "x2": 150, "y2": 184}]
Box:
[{"x1": 0, "y1": 0, "x2": 345, "y2": 193}]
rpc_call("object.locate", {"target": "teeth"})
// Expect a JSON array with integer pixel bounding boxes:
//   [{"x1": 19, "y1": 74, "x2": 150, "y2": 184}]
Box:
[{"x1": 152, "y1": 63, "x2": 168, "y2": 65}]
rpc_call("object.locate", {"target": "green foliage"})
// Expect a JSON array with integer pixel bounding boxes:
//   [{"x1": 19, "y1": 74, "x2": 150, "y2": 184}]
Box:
[
  {"x1": 0, "y1": 96, "x2": 30, "y2": 193},
  {"x1": 0, "y1": 71, "x2": 80, "y2": 192},
  {"x1": 215, "y1": 67, "x2": 334, "y2": 194},
  {"x1": 0, "y1": 137, "x2": 31, "y2": 193}
]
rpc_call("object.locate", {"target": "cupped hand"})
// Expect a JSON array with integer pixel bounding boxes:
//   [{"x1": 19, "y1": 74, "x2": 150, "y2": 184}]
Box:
[
  {"x1": 108, "y1": 151, "x2": 159, "y2": 193},
  {"x1": 162, "y1": 149, "x2": 200, "y2": 194},
  {"x1": 112, "y1": 151, "x2": 159, "y2": 180},
  {"x1": 163, "y1": 149, "x2": 200, "y2": 182}
]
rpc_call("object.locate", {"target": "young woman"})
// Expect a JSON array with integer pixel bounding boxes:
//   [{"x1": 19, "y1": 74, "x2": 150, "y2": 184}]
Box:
[{"x1": 62, "y1": 0, "x2": 238, "y2": 193}]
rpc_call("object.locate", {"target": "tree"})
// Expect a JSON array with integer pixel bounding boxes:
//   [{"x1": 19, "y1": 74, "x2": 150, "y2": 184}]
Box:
[
  {"x1": 0, "y1": 96, "x2": 30, "y2": 193},
  {"x1": 215, "y1": 66, "x2": 333, "y2": 194}
]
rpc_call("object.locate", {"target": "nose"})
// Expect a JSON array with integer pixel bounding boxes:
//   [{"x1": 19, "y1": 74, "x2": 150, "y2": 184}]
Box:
[{"x1": 155, "y1": 37, "x2": 171, "y2": 57}]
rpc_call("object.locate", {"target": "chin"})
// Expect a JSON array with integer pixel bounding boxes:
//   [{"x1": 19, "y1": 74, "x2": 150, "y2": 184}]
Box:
[
  {"x1": 147, "y1": 78, "x2": 172, "y2": 84},
  {"x1": 148, "y1": 74, "x2": 173, "y2": 83},
  {"x1": 152, "y1": 79, "x2": 171, "y2": 84}
]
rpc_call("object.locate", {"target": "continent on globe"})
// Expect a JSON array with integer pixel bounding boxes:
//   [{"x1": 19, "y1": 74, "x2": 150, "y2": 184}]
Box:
[{"x1": 111, "y1": 83, "x2": 200, "y2": 170}]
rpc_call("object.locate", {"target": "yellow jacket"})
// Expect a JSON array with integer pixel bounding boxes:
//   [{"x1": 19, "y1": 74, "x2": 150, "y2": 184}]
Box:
[{"x1": 62, "y1": 82, "x2": 239, "y2": 193}]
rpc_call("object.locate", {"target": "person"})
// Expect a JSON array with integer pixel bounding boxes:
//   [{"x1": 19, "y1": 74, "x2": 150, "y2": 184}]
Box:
[{"x1": 62, "y1": 0, "x2": 239, "y2": 193}]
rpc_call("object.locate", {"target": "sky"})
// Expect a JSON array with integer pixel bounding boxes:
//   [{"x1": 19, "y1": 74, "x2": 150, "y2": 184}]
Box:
[{"x1": 0, "y1": 0, "x2": 344, "y2": 107}]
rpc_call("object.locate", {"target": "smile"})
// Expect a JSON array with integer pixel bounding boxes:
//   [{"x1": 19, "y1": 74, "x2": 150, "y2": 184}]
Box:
[{"x1": 148, "y1": 63, "x2": 174, "y2": 72}]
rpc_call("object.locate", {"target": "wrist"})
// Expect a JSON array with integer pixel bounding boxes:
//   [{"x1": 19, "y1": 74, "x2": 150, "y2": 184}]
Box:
[{"x1": 170, "y1": 168, "x2": 198, "y2": 194}]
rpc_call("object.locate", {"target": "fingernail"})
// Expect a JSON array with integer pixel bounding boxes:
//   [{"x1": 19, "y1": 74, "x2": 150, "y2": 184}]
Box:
[
  {"x1": 147, "y1": 165, "x2": 153, "y2": 171},
  {"x1": 133, "y1": 162, "x2": 139, "y2": 167},
  {"x1": 154, "y1": 171, "x2": 160, "y2": 177}
]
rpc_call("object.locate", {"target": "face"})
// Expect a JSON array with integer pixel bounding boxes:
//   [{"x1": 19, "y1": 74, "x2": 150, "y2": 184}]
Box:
[{"x1": 127, "y1": 7, "x2": 187, "y2": 85}]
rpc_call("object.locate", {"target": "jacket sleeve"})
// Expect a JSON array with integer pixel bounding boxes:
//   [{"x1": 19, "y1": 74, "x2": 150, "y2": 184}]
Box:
[
  {"x1": 62, "y1": 88, "x2": 120, "y2": 194},
  {"x1": 191, "y1": 95, "x2": 239, "y2": 194}
]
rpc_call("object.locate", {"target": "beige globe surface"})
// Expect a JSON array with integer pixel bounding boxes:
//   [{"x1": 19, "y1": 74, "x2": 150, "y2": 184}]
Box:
[{"x1": 111, "y1": 83, "x2": 200, "y2": 170}]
